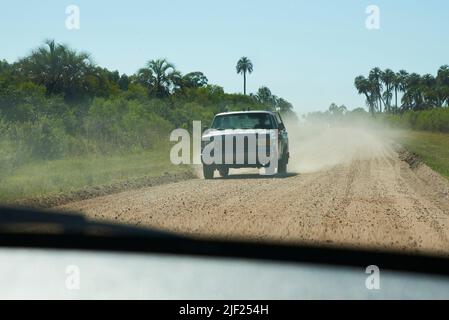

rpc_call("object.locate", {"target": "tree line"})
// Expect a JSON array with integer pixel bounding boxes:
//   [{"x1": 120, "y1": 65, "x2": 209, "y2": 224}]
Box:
[
  {"x1": 0, "y1": 40, "x2": 296, "y2": 172},
  {"x1": 0, "y1": 40, "x2": 294, "y2": 115},
  {"x1": 354, "y1": 66, "x2": 449, "y2": 114}
]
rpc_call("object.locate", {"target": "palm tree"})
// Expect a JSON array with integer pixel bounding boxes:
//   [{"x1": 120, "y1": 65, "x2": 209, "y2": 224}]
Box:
[
  {"x1": 402, "y1": 73, "x2": 423, "y2": 110},
  {"x1": 137, "y1": 59, "x2": 180, "y2": 98},
  {"x1": 18, "y1": 39, "x2": 93, "y2": 99},
  {"x1": 397, "y1": 70, "x2": 409, "y2": 109},
  {"x1": 421, "y1": 74, "x2": 437, "y2": 108},
  {"x1": 381, "y1": 69, "x2": 395, "y2": 113},
  {"x1": 369, "y1": 67, "x2": 384, "y2": 113},
  {"x1": 236, "y1": 57, "x2": 253, "y2": 95},
  {"x1": 354, "y1": 75, "x2": 375, "y2": 115},
  {"x1": 356, "y1": 66, "x2": 449, "y2": 112},
  {"x1": 392, "y1": 72, "x2": 401, "y2": 113}
]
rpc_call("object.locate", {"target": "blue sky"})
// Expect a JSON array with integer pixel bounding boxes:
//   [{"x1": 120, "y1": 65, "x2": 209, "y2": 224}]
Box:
[{"x1": 1, "y1": 0, "x2": 448, "y2": 114}]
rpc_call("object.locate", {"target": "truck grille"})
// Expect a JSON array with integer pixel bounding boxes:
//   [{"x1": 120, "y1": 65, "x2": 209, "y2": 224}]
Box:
[{"x1": 217, "y1": 133, "x2": 271, "y2": 165}]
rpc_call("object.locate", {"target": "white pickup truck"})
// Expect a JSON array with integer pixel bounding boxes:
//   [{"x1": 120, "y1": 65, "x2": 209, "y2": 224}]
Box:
[{"x1": 201, "y1": 111, "x2": 289, "y2": 179}]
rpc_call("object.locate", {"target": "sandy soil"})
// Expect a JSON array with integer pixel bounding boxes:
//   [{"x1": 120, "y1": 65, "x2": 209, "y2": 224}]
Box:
[{"x1": 57, "y1": 128, "x2": 449, "y2": 255}]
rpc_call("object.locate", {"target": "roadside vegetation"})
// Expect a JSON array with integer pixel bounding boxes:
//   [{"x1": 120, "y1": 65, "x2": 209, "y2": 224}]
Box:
[
  {"x1": 396, "y1": 131, "x2": 449, "y2": 179},
  {"x1": 0, "y1": 40, "x2": 297, "y2": 202},
  {"x1": 0, "y1": 146, "x2": 191, "y2": 203},
  {"x1": 382, "y1": 108, "x2": 449, "y2": 133}
]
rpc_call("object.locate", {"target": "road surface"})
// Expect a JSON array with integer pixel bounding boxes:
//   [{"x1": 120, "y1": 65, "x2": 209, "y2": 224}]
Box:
[{"x1": 57, "y1": 128, "x2": 449, "y2": 255}]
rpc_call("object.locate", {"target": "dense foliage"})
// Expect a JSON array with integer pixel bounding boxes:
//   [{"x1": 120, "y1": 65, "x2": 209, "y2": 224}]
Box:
[
  {"x1": 0, "y1": 41, "x2": 296, "y2": 171},
  {"x1": 355, "y1": 67, "x2": 449, "y2": 114},
  {"x1": 382, "y1": 108, "x2": 449, "y2": 132}
]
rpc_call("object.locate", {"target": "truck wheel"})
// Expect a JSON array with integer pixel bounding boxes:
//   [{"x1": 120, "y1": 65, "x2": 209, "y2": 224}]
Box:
[
  {"x1": 218, "y1": 167, "x2": 229, "y2": 178},
  {"x1": 278, "y1": 156, "x2": 288, "y2": 175},
  {"x1": 203, "y1": 165, "x2": 215, "y2": 179}
]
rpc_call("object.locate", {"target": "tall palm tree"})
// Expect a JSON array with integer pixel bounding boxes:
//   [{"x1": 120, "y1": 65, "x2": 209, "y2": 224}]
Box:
[
  {"x1": 236, "y1": 57, "x2": 253, "y2": 95},
  {"x1": 402, "y1": 73, "x2": 423, "y2": 110},
  {"x1": 137, "y1": 59, "x2": 180, "y2": 98},
  {"x1": 392, "y1": 72, "x2": 401, "y2": 113},
  {"x1": 381, "y1": 69, "x2": 395, "y2": 113},
  {"x1": 421, "y1": 74, "x2": 437, "y2": 108},
  {"x1": 354, "y1": 75, "x2": 375, "y2": 115},
  {"x1": 397, "y1": 70, "x2": 409, "y2": 109},
  {"x1": 369, "y1": 67, "x2": 384, "y2": 113}
]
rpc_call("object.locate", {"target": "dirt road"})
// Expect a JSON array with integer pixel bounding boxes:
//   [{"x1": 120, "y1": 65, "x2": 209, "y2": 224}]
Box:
[{"x1": 57, "y1": 128, "x2": 449, "y2": 255}]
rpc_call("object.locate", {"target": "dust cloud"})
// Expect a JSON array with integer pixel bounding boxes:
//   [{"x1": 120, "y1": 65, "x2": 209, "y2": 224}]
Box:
[
  {"x1": 287, "y1": 120, "x2": 395, "y2": 174},
  {"x1": 194, "y1": 117, "x2": 399, "y2": 176}
]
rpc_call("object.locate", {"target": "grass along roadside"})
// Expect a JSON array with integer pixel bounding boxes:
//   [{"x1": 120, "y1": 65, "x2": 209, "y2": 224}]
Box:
[
  {"x1": 0, "y1": 146, "x2": 193, "y2": 205},
  {"x1": 395, "y1": 130, "x2": 449, "y2": 179}
]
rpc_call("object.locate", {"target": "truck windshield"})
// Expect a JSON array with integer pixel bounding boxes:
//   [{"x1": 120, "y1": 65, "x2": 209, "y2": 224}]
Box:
[{"x1": 211, "y1": 113, "x2": 276, "y2": 130}]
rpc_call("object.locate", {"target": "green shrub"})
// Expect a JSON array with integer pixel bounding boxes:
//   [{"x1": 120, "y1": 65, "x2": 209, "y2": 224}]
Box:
[
  {"x1": 7, "y1": 116, "x2": 70, "y2": 160},
  {"x1": 383, "y1": 108, "x2": 449, "y2": 133},
  {"x1": 84, "y1": 98, "x2": 173, "y2": 152}
]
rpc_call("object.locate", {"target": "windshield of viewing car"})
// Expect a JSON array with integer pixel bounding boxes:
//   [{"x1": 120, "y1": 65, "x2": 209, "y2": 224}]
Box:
[
  {"x1": 1, "y1": 0, "x2": 449, "y2": 265},
  {"x1": 211, "y1": 113, "x2": 276, "y2": 130}
]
